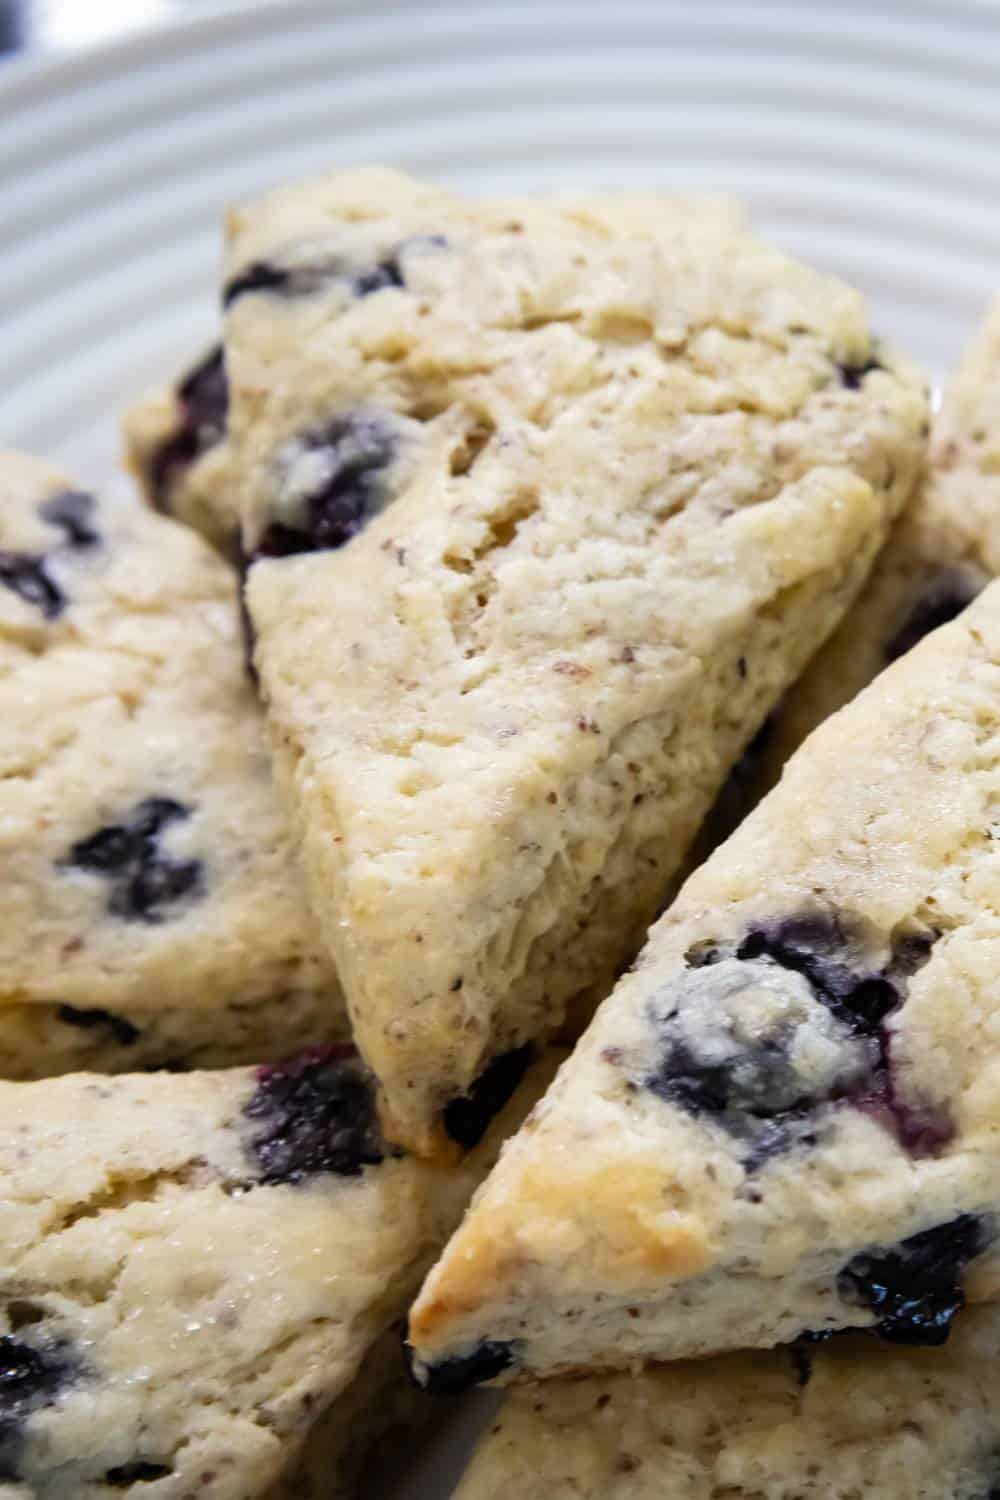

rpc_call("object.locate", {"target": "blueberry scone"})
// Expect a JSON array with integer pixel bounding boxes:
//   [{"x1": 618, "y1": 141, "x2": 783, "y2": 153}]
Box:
[
  {"x1": 0, "y1": 1047, "x2": 550, "y2": 1495},
  {"x1": 454, "y1": 1308, "x2": 1000, "y2": 1500},
  {"x1": 123, "y1": 176, "x2": 742, "y2": 555},
  {"x1": 687, "y1": 295, "x2": 1000, "y2": 857},
  {"x1": 225, "y1": 166, "x2": 927, "y2": 1155},
  {"x1": 0, "y1": 451, "x2": 345, "y2": 1077},
  {"x1": 123, "y1": 345, "x2": 237, "y2": 557},
  {"x1": 409, "y1": 581, "x2": 1000, "y2": 1384},
  {"x1": 751, "y1": 294, "x2": 1000, "y2": 798}
]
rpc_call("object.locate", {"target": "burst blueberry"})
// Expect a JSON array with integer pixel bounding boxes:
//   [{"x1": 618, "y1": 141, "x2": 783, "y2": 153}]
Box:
[
  {"x1": 244, "y1": 1045, "x2": 386, "y2": 1184},
  {"x1": 838, "y1": 1214, "x2": 989, "y2": 1344}
]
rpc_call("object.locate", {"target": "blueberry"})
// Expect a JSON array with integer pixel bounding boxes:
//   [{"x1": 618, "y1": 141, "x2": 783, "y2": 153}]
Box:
[
  {"x1": 244, "y1": 1045, "x2": 386, "y2": 1184},
  {"x1": 885, "y1": 576, "x2": 979, "y2": 663},
  {"x1": 38, "y1": 491, "x2": 99, "y2": 549},
  {"x1": 837, "y1": 353, "x2": 885, "y2": 389},
  {"x1": 223, "y1": 260, "x2": 297, "y2": 308},
  {"x1": 732, "y1": 914, "x2": 899, "y2": 1036},
  {"x1": 252, "y1": 413, "x2": 398, "y2": 559},
  {"x1": 0, "y1": 552, "x2": 64, "y2": 619},
  {"x1": 148, "y1": 345, "x2": 228, "y2": 512},
  {"x1": 414, "y1": 1339, "x2": 517, "y2": 1395},
  {"x1": 442, "y1": 1044, "x2": 535, "y2": 1149},
  {"x1": 55, "y1": 1006, "x2": 140, "y2": 1048},
  {"x1": 838, "y1": 1214, "x2": 989, "y2": 1345},
  {"x1": 64, "y1": 797, "x2": 202, "y2": 926},
  {"x1": 104, "y1": 1461, "x2": 172, "y2": 1485},
  {"x1": 0, "y1": 1334, "x2": 78, "y2": 1482},
  {"x1": 646, "y1": 913, "x2": 945, "y2": 1168},
  {"x1": 222, "y1": 235, "x2": 445, "y2": 310}
]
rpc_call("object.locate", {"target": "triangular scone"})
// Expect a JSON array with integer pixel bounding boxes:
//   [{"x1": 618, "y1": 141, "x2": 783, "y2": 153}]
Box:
[
  {"x1": 750, "y1": 295, "x2": 1000, "y2": 799},
  {"x1": 0, "y1": 1049, "x2": 552, "y2": 1495},
  {"x1": 454, "y1": 1308, "x2": 1000, "y2": 1500},
  {"x1": 225, "y1": 167, "x2": 928, "y2": 1155},
  {"x1": 409, "y1": 581, "x2": 1000, "y2": 1385},
  {"x1": 0, "y1": 452, "x2": 345, "y2": 1077},
  {"x1": 121, "y1": 177, "x2": 742, "y2": 556},
  {"x1": 689, "y1": 296, "x2": 1000, "y2": 856},
  {"x1": 124, "y1": 344, "x2": 236, "y2": 556}
]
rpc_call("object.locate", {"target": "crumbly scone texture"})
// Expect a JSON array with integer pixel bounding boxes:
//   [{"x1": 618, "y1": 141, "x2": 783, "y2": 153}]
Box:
[
  {"x1": 225, "y1": 166, "x2": 927, "y2": 1156},
  {"x1": 454, "y1": 1308, "x2": 1000, "y2": 1500},
  {"x1": 0, "y1": 1051, "x2": 545, "y2": 1496},
  {"x1": 123, "y1": 345, "x2": 238, "y2": 556},
  {"x1": 409, "y1": 582, "x2": 1000, "y2": 1382},
  {"x1": 0, "y1": 451, "x2": 345, "y2": 1077},
  {"x1": 753, "y1": 295, "x2": 1000, "y2": 799}
]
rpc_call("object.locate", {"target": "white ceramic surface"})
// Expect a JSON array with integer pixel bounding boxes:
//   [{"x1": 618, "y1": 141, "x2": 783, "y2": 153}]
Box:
[{"x1": 2, "y1": 1, "x2": 1000, "y2": 1493}]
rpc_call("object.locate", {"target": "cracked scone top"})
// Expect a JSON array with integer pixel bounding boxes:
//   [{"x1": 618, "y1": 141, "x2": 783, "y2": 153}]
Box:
[
  {"x1": 226, "y1": 164, "x2": 927, "y2": 1155},
  {"x1": 0, "y1": 452, "x2": 345, "y2": 1076},
  {"x1": 748, "y1": 294, "x2": 1000, "y2": 800},
  {"x1": 454, "y1": 1308, "x2": 1000, "y2": 1500},
  {"x1": 0, "y1": 1049, "x2": 551, "y2": 1497},
  {"x1": 122, "y1": 178, "x2": 744, "y2": 554},
  {"x1": 408, "y1": 582, "x2": 1000, "y2": 1385}
]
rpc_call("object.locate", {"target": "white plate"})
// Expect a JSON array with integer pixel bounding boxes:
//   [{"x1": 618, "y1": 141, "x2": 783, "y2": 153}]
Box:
[{"x1": 2, "y1": 1, "x2": 1000, "y2": 1494}]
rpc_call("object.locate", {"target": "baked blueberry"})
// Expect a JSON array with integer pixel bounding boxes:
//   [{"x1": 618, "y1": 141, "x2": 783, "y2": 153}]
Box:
[
  {"x1": 65, "y1": 797, "x2": 202, "y2": 926},
  {"x1": 252, "y1": 413, "x2": 398, "y2": 559},
  {"x1": 104, "y1": 1461, "x2": 172, "y2": 1485},
  {"x1": 837, "y1": 354, "x2": 885, "y2": 389},
  {"x1": 443, "y1": 1044, "x2": 535, "y2": 1149},
  {"x1": 0, "y1": 552, "x2": 64, "y2": 619},
  {"x1": 0, "y1": 1334, "x2": 78, "y2": 1482},
  {"x1": 38, "y1": 491, "x2": 100, "y2": 549},
  {"x1": 148, "y1": 345, "x2": 228, "y2": 511},
  {"x1": 885, "y1": 575, "x2": 979, "y2": 662},
  {"x1": 415, "y1": 1339, "x2": 517, "y2": 1395},
  {"x1": 223, "y1": 235, "x2": 446, "y2": 309},
  {"x1": 55, "y1": 1006, "x2": 140, "y2": 1048},
  {"x1": 650, "y1": 913, "x2": 943, "y2": 1167},
  {"x1": 838, "y1": 1214, "x2": 989, "y2": 1345},
  {"x1": 244, "y1": 1045, "x2": 386, "y2": 1184}
]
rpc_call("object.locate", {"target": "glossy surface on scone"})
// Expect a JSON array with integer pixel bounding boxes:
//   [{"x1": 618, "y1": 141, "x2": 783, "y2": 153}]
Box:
[
  {"x1": 0, "y1": 1050, "x2": 545, "y2": 1496},
  {"x1": 123, "y1": 345, "x2": 238, "y2": 557},
  {"x1": 753, "y1": 294, "x2": 1000, "y2": 797},
  {"x1": 409, "y1": 584, "x2": 1000, "y2": 1381},
  {"x1": 228, "y1": 167, "x2": 926, "y2": 1155},
  {"x1": 0, "y1": 452, "x2": 344, "y2": 1076},
  {"x1": 455, "y1": 1308, "x2": 1000, "y2": 1500}
]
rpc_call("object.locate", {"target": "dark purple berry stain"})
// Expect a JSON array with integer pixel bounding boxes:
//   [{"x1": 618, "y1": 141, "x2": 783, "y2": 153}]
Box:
[
  {"x1": 38, "y1": 491, "x2": 100, "y2": 549},
  {"x1": 252, "y1": 413, "x2": 398, "y2": 560},
  {"x1": 885, "y1": 574, "x2": 980, "y2": 664},
  {"x1": 64, "y1": 797, "x2": 202, "y2": 925},
  {"x1": 442, "y1": 1044, "x2": 535, "y2": 1150},
  {"x1": 244, "y1": 1045, "x2": 387, "y2": 1185},
  {"x1": 104, "y1": 1461, "x2": 172, "y2": 1485},
  {"x1": 413, "y1": 1339, "x2": 517, "y2": 1395},
  {"x1": 0, "y1": 1334, "x2": 78, "y2": 1482},
  {"x1": 222, "y1": 234, "x2": 446, "y2": 310},
  {"x1": 56, "y1": 1005, "x2": 141, "y2": 1048},
  {"x1": 837, "y1": 353, "x2": 885, "y2": 389},
  {"x1": 838, "y1": 1214, "x2": 990, "y2": 1345},
  {"x1": 0, "y1": 488, "x2": 101, "y2": 621},
  {"x1": 148, "y1": 345, "x2": 228, "y2": 512},
  {"x1": 644, "y1": 911, "x2": 946, "y2": 1169}
]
